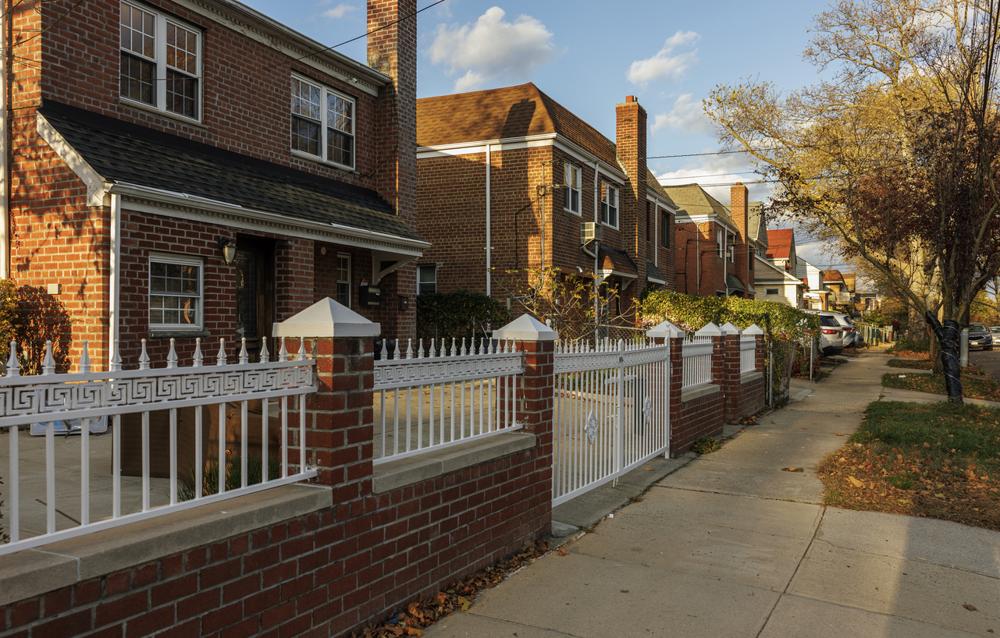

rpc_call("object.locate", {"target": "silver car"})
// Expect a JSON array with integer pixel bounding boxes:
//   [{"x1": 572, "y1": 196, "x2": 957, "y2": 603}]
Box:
[
  {"x1": 816, "y1": 312, "x2": 845, "y2": 354},
  {"x1": 832, "y1": 312, "x2": 858, "y2": 347}
]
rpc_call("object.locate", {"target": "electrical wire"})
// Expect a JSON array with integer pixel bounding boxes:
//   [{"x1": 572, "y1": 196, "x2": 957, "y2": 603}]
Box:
[
  {"x1": 647, "y1": 148, "x2": 766, "y2": 160},
  {"x1": 14, "y1": 0, "x2": 86, "y2": 46}
]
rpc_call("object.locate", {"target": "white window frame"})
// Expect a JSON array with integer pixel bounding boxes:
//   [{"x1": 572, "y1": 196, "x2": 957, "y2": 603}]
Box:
[
  {"x1": 563, "y1": 163, "x2": 582, "y2": 215},
  {"x1": 716, "y1": 229, "x2": 724, "y2": 258},
  {"x1": 290, "y1": 73, "x2": 357, "y2": 171},
  {"x1": 148, "y1": 253, "x2": 204, "y2": 332},
  {"x1": 727, "y1": 231, "x2": 737, "y2": 262},
  {"x1": 336, "y1": 253, "x2": 352, "y2": 308},
  {"x1": 416, "y1": 264, "x2": 438, "y2": 296},
  {"x1": 601, "y1": 183, "x2": 619, "y2": 229},
  {"x1": 119, "y1": 1, "x2": 203, "y2": 123}
]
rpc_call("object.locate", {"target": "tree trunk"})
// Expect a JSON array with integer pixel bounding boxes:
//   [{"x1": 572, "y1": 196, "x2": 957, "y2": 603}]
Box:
[
  {"x1": 925, "y1": 311, "x2": 963, "y2": 403},
  {"x1": 928, "y1": 325, "x2": 941, "y2": 373}
]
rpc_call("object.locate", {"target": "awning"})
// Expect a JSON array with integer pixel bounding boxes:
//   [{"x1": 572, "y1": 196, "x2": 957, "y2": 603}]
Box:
[{"x1": 598, "y1": 246, "x2": 638, "y2": 278}]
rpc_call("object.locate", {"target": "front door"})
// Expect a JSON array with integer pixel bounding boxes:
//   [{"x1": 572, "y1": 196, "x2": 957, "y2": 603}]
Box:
[{"x1": 235, "y1": 236, "x2": 275, "y2": 358}]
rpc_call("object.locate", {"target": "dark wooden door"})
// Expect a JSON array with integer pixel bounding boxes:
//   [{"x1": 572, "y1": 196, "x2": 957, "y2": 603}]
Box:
[{"x1": 235, "y1": 236, "x2": 275, "y2": 358}]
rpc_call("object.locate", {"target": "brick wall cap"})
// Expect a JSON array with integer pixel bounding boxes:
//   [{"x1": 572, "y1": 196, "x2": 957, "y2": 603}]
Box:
[
  {"x1": 720, "y1": 322, "x2": 741, "y2": 336},
  {"x1": 273, "y1": 297, "x2": 381, "y2": 338},
  {"x1": 492, "y1": 314, "x2": 557, "y2": 342},
  {"x1": 743, "y1": 324, "x2": 765, "y2": 336},
  {"x1": 694, "y1": 322, "x2": 723, "y2": 337},
  {"x1": 646, "y1": 320, "x2": 683, "y2": 339}
]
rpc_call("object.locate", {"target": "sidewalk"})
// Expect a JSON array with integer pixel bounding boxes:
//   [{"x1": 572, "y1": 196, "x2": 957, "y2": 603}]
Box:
[{"x1": 427, "y1": 352, "x2": 1000, "y2": 637}]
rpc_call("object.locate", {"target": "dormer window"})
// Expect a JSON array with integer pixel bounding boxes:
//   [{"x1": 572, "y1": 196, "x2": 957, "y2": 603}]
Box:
[
  {"x1": 119, "y1": 1, "x2": 201, "y2": 120},
  {"x1": 291, "y1": 75, "x2": 356, "y2": 170}
]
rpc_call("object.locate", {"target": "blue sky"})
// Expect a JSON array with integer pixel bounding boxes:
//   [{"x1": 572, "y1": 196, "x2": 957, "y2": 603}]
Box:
[{"x1": 243, "y1": 0, "x2": 844, "y2": 267}]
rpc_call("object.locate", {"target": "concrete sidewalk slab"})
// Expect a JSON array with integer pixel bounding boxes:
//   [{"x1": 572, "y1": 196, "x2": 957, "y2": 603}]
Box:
[{"x1": 878, "y1": 386, "x2": 1000, "y2": 408}]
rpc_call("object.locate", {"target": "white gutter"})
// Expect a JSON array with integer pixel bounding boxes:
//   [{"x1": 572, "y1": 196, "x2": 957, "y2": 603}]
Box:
[
  {"x1": 485, "y1": 143, "x2": 491, "y2": 296},
  {"x1": 108, "y1": 193, "x2": 121, "y2": 368}
]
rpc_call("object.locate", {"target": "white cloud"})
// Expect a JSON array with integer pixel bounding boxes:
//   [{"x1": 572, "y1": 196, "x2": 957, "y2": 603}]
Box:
[
  {"x1": 628, "y1": 31, "x2": 699, "y2": 86},
  {"x1": 651, "y1": 94, "x2": 712, "y2": 134},
  {"x1": 656, "y1": 154, "x2": 769, "y2": 202},
  {"x1": 429, "y1": 7, "x2": 554, "y2": 92},
  {"x1": 323, "y1": 2, "x2": 355, "y2": 19}
]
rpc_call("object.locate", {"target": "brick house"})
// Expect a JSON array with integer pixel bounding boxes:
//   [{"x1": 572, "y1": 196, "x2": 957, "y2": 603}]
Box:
[
  {"x1": 1, "y1": 0, "x2": 425, "y2": 368},
  {"x1": 414, "y1": 84, "x2": 677, "y2": 323},
  {"x1": 753, "y1": 227, "x2": 805, "y2": 307},
  {"x1": 665, "y1": 183, "x2": 755, "y2": 297}
]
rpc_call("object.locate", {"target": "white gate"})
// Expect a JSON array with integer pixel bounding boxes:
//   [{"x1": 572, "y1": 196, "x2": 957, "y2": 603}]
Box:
[{"x1": 551, "y1": 339, "x2": 670, "y2": 506}]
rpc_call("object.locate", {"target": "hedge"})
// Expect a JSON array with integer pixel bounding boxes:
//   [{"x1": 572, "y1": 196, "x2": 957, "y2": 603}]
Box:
[
  {"x1": 0, "y1": 280, "x2": 73, "y2": 375},
  {"x1": 640, "y1": 289, "x2": 818, "y2": 340},
  {"x1": 416, "y1": 291, "x2": 511, "y2": 342}
]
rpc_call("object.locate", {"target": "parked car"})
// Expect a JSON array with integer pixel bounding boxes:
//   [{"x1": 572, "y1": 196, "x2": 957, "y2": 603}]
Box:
[
  {"x1": 832, "y1": 312, "x2": 859, "y2": 348},
  {"x1": 968, "y1": 324, "x2": 993, "y2": 351},
  {"x1": 990, "y1": 326, "x2": 1000, "y2": 338},
  {"x1": 817, "y1": 312, "x2": 845, "y2": 355}
]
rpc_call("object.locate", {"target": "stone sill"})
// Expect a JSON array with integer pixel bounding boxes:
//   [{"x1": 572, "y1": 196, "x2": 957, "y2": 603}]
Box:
[
  {"x1": 741, "y1": 371, "x2": 764, "y2": 384},
  {"x1": 0, "y1": 484, "x2": 331, "y2": 607},
  {"x1": 373, "y1": 432, "x2": 537, "y2": 493},
  {"x1": 681, "y1": 383, "x2": 721, "y2": 403}
]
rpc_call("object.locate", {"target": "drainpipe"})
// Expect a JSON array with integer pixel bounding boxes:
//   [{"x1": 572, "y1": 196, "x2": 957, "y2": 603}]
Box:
[
  {"x1": 593, "y1": 161, "x2": 600, "y2": 333},
  {"x1": 108, "y1": 193, "x2": 121, "y2": 367},
  {"x1": 722, "y1": 226, "x2": 728, "y2": 296},
  {"x1": 485, "y1": 143, "x2": 491, "y2": 297},
  {"x1": 0, "y1": 0, "x2": 10, "y2": 280}
]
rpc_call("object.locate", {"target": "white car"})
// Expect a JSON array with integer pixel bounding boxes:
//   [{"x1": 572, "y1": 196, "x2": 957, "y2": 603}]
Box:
[
  {"x1": 832, "y1": 312, "x2": 858, "y2": 347},
  {"x1": 816, "y1": 312, "x2": 845, "y2": 354}
]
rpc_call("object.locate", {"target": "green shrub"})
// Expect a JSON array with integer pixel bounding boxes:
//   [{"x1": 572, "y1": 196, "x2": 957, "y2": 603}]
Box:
[
  {"x1": 640, "y1": 290, "x2": 817, "y2": 340},
  {"x1": 416, "y1": 291, "x2": 510, "y2": 342},
  {"x1": 0, "y1": 280, "x2": 73, "y2": 375}
]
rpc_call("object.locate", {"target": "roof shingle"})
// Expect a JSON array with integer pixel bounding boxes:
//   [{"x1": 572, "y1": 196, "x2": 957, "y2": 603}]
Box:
[{"x1": 765, "y1": 229, "x2": 794, "y2": 260}]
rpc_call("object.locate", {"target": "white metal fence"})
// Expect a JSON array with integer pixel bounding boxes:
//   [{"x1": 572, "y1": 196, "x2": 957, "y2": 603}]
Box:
[
  {"x1": 682, "y1": 336, "x2": 713, "y2": 389},
  {"x1": 551, "y1": 339, "x2": 670, "y2": 506},
  {"x1": 0, "y1": 337, "x2": 315, "y2": 556},
  {"x1": 373, "y1": 339, "x2": 524, "y2": 463},
  {"x1": 740, "y1": 335, "x2": 756, "y2": 373}
]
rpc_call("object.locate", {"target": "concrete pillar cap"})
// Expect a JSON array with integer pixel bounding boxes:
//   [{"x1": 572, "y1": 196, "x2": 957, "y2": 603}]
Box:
[
  {"x1": 493, "y1": 314, "x2": 558, "y2": 342},
  {"x1": 694, "y1": 322, "x2": 723, "y2": 337},
  {"x1": 273, "y1": 297, "x2": 381, "y2": 338},
  {"x1": 646, "y1": 320, "x2": 683, "y2": 339},
  {"x1": 720, "y1": 322, "x2": 741, "y2": 335},
  {"x1": 743, "y1": 324, "x2": 765, "y2": 336}
]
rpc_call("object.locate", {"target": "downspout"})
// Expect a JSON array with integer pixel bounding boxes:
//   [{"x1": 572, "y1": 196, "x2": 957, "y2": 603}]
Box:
[
  {"x1": 0, "y1": 0, "x2": 10, "y2": 280},
  {"x1": 485, "y1": 143, "x2": 491, "y2": 297},
  {"x1": 722, "y1": 225, "x2": 728, "y2": 295},
  {"x1": 109, "y1": 193, "x2": 121, "y2": 367},
  {"x1": 593, "y1": 161, "x2": 600, "y2": 331}
]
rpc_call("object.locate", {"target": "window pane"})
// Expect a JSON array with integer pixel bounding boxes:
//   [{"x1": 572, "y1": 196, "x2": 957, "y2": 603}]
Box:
[
  {"x1": 120, "y1": 52, "x2": 155, "y2": 105},
  {"x1": 328, "y1": 129, "x2": 354, "y2": 167},
  {"x1": 165, "y1": 70, "x2": 198, "y2": 118},
  {"x1": 328, "y1": 93, "x2": 353, "y2": 133},
  {"x1": 291, "y1": 78, "x2": 321, "y2": 120},
  {"x1": 120, "y1": 2, "x2": 155, "y2": 58},
  {"x1": 166, "y1": 22, "x2": 198, "y2": 74},
  {"x1": 292, "y1": 117, "x2": 322, "y2": 155}
]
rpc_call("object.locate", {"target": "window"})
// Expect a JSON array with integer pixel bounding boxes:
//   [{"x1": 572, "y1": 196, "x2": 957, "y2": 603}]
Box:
[
  {"x1": 727, "y1": 231, "x2": 736, "y2": 262},
  {"x1": 291, "y1": 75, "x2": 356, "y2": 169},
  {"x1": 417, "y1": 265, "x2": 437, "y2": 295},
  {"x1": 563, "y1": 164, "x2": 581, "y2": 214},
  {"x1": 120, "y1": 2, "x2": 201, "y2": 120},
  {"x1": 716, "y1": 229, "x2": 724, "y2": 257},
  {"x1": 766, "y1": 288, "x2": 779, "y2": 295},
  {"x1": 149, "y1": 254, "x2": 202, "y2": 330},
  {"x1": 336, "y1": 253, "x2": 351, "y2": 307},
  {"x1": 601, "y1": 183, "x2": 619, "y2": 228},
  {"x1": 661, "y1": 210, "x2": 671, "y2": 247}
]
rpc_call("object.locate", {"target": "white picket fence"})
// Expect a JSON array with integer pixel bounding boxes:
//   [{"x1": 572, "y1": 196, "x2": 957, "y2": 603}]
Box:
[
  {"x1": 740, "y1": 334, "x2": 757, "y2": 373},
  {"x1": 682, "y1": 336, "x2": 713, "y2": 389},
  {"x1": 551, "y1": 339, "x2": 670, "y2": 506},
  {"x1": 0, "y1": 337, "x2": 315, "y2": 556},
  {"x1": 373, "y1": 338, "x2": 524, "y2": 463}
]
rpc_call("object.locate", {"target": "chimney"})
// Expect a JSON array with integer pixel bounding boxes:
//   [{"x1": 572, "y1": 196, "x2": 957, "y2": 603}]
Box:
[
  {"x1": 730, "y1": 183, "x2": 750, "y2": 291},
  {"x1": 367, "y1": 0, "x2": 417, "y2": 224},
  {"x1": 616, "y1": 96, "x2": 647, "y2": 288}
]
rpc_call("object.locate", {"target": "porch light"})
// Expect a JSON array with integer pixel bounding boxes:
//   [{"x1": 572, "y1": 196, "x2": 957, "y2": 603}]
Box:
[{"x1": 218, "y1": 237, "x2": 237, "y2": 265}]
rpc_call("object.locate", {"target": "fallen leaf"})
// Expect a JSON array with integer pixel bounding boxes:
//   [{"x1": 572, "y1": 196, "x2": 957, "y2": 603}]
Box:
[
  {"x1": 459, "y1": 597, "x2": 472, "y2": 612},
  {"x1": 847, "y1": 475, "x2": 864, "y2": 488},
  {"x1": 404, "y1": 628, "x2": 423, "y2": 636},
  {"x1": 963, "y1": 603, "x2": 978, "y2": 612},
  {"x1": 782, "y1": 466, "x2": 804, "y2": 473},
  {"x1": 556, "y1": 547, "x2": 568, "y2": 556}
]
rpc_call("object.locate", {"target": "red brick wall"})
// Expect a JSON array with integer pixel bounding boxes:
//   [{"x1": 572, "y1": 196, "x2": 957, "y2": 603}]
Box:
[{"x1": 674, "y1": 220, "x2": 729, "y2": 296}]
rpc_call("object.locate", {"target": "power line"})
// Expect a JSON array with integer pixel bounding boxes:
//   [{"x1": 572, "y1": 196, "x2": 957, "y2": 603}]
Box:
[
  {"x1": 294, "y1": 0, "x2": 446, "y2": 62},
  {"x1": 647, "y1": 148, "x2": 765, "y2": 160},
  {"x1": 14, "y1": 0, "x2": 86, "y2": 46}
]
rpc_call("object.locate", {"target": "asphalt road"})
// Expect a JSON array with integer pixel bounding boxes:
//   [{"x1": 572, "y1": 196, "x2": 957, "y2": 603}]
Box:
[{"x1": 970, "y1": 347, "x2": 1000, "y2": 381}]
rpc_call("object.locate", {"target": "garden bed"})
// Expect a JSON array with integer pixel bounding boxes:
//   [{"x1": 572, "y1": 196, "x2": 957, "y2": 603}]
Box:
[{"x1": 818, "y1": 401, "x2": 1000, "y2": 531}]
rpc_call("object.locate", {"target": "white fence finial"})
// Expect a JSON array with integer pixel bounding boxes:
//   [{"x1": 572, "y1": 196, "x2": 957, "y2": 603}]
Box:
[
  {"x1": 79, "y1": 341, "x2": 91, "y2": 373},
  {"x1": 42, "y1": 341, "x2": 56, "y2": 375},
  {"x1": 109, "y1": 341, "x2": 122, "y2": 372},
  {"x1": 278, "y1": 336, "x2": 288, "y2": 362},
  {"x1": 139, "y1": 339, "x2": 150, "y2": 370},
  {"x1": 5, "y1": 340, "x2": 19, "y2": 377},
  {"x1": 192, "y1": 338, "x2": 203, "y2": 367},
  {"x1": 297, "y1": 336, "x2": 306, "y2": 361},
  {"x1": 166, "y1": 338, "x2": 178, "y2": 369},
  {"x1": 216, "y1": 338, "x2": 227, "y2": 366},
  {"x1": 260, "y1": 336, "x2": 269, "y2": 362},
  {"x1": 239, "y1": 338, "x2": 249, "y2": 364}
]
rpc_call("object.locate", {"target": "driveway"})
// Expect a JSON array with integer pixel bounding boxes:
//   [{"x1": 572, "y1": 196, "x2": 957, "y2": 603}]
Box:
[
  {"x1": 427, "y1": 353, "x2": 1000, "y2": 637},
  {"x1": 970, "y1": 348, "x2": 1000, "y2": 383}
]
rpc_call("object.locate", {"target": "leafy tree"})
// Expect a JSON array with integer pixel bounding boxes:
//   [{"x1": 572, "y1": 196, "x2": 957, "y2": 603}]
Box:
[{"x1": 707, "y1": 0, "x2": 1000, "y2": 401}]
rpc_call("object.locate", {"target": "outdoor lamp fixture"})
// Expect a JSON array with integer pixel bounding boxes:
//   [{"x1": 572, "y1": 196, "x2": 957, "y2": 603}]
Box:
[{"x1": 218, "y1": 237, "x2": 237, "y2": 265}]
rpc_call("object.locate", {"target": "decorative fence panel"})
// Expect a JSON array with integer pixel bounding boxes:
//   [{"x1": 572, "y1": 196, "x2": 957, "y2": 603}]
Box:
[
  {"x1": 0, "y1": 337, "x2": 316, "y2": 557},
  {"x1": 740, "y1": 335, "x2": 756, "y2": 373},
  {"x1": 373, "y1": 339, "x2": 524, "y2": 463},
  {"x1": 551, "y1": 339, "x2": 670, "y2": 506},
  {"x1": 682, "y1": 337, "x2": 713, "y2": 389}
]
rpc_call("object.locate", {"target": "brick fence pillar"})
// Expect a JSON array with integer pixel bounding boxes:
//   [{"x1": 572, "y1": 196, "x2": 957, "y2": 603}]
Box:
[
  {"x1": 720, "y1": 322, "x2": 742, "y2": 423},
  {"x1": 646, "y1": 320, "x2": 684, "y2": 456},
  {"x1": 273, "y1": 297, "x2": 380, "y2": 501}
]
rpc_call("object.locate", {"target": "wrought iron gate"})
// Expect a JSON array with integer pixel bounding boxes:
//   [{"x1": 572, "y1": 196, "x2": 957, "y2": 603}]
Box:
[{"x1": 551, "y1": 339, "x2": 671, "y2": 506}]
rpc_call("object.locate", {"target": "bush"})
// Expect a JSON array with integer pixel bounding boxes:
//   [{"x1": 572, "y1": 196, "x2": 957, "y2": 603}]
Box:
[
  {"x1": 0, "y1": 280, "x2": 72, "y2": 375},
  {"x1": 416, "y1": 291, "x2": 510, "y2": 342},
  {"x1": 640, "y1": 290, "x2": 817, "y2": 340}
]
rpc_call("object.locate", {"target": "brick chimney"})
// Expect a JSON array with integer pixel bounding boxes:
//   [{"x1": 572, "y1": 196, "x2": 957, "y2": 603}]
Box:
[
  {"x1": 730, "y1": 183, "x2": 750, "y2": 291},
  {"x1": 368, "y1": 0, "x2": 417, "y2": 224},
  {"x1": 616, "y1": 96, "x2": 647, "y2": 286}
]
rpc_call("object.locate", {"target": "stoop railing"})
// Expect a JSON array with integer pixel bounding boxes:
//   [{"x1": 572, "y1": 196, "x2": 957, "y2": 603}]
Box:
[
  {"x1": 0, "y1": 337, "x2": 315, "y2": 556},
  {"x1": 373, "y1": 338, "x2": 525, "y2": 463}
]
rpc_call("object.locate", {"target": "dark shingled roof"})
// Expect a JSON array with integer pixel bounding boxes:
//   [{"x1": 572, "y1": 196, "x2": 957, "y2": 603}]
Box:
[{"x1": 40, "y1": 100, "x2": 421, "y2": 242}]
